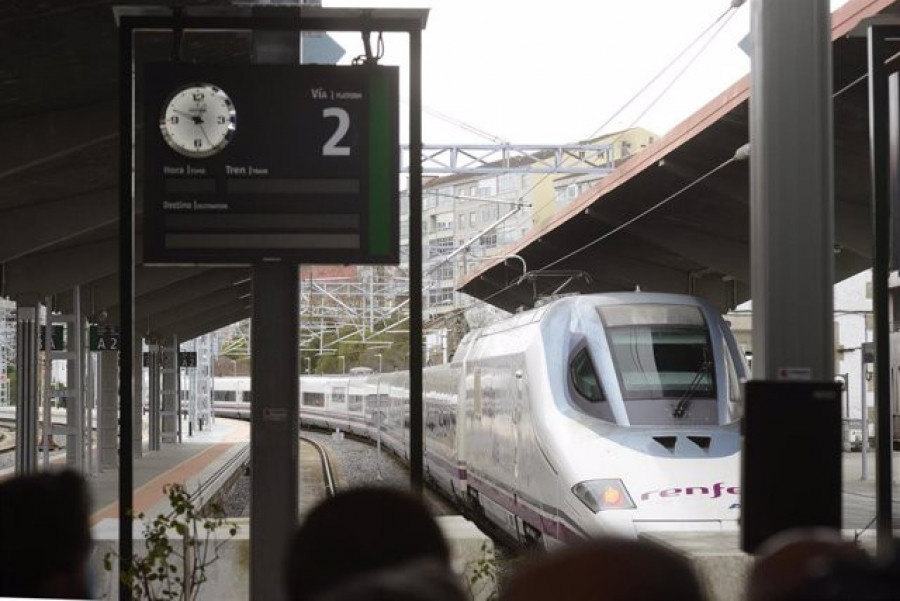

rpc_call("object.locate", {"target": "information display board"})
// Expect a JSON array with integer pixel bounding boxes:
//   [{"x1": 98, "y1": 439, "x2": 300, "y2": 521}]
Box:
[
  {"x1": 143, "y1": 63, "x2": 399, "y2": 264},
  {"x1": 39, "y1": 325, "x2": 65, "y2": 351},
  {"x1": 89, "y1": 325, "x2": 120, "y2": 351},
  {"x1": 741, "y1": 380, "x2": 841, "y2": 553},
  {"x1": 141, "y1": 351, "x2": 197, "y2": 368}
]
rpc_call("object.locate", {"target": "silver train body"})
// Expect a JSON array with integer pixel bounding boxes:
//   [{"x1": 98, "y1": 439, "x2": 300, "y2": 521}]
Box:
[{"x1": 214, "y1": 292, "x2": 747, "y2": 546}]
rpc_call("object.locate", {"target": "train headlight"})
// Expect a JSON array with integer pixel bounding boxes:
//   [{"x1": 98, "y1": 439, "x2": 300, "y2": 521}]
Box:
[{"x1": 572, "y1": 479, "x2": 636, "y2": 512}]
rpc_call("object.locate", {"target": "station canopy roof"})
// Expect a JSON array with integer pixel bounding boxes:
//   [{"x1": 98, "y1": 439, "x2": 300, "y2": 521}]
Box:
[{"x1": 458, "y1": 0, "x2": 900, "y2": 314}]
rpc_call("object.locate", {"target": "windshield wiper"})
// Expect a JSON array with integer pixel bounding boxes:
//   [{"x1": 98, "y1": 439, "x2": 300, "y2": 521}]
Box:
[{"x1": 672, "y1": 358, "x2": 712, "y2": 419}]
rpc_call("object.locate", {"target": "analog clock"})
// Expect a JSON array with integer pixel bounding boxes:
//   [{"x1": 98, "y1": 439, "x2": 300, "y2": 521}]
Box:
[{"x1": 159, "y1": 83, "x2": 236, "y2": 158}]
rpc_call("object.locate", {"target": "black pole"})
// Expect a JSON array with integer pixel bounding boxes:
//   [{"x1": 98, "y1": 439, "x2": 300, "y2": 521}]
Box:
[
  {"x1": 409, "y1": 28, "x2": 423, "y2": 494},
  {"x1": 866, "y1": 25, "x2": 894, "y2": 558},
  {"x1": 117, "y1": 18, "x2": 134, "y2": 601}
]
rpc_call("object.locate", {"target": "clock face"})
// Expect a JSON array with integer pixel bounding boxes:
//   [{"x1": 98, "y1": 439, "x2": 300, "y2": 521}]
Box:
[{"x1": 159, "y1": 83, "x2": 236, "y2": 158}]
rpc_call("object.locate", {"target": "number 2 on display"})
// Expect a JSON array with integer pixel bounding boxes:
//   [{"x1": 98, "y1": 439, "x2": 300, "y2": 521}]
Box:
[{"x1": 322, "y1": 107, "x2": 351, "y2": 156}]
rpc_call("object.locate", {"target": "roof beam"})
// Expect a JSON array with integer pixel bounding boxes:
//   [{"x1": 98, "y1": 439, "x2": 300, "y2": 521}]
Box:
[
  {"x1": 81, "y1": 266, "x2": 232, "y2": 316},
  {"x1": 143, "y1": 284, "x2": 251, "y2": 336},
  {"x1": 0, "y1": 188, "x2": 116, "y2": 263},
  {"x1": 3, "y1": 237, "x2": 118, "y2": 300},
  {"x1": 0, "y1": 101, "x2": 117, "y2": 182},
  {"x1": 153, "y1": 302, "x2": 251, "y2": 341},
  {"x1": 581, "y1": 210, "x2": 751, "y2": 284},
  {"x1": 162, "y1": 306, "x2": 251, "y2": 342}
]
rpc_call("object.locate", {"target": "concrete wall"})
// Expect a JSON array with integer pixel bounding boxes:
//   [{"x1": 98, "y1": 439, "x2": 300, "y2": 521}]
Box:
[{"x1": 91, "y1": 515, "x2": 495, "y2": 601}]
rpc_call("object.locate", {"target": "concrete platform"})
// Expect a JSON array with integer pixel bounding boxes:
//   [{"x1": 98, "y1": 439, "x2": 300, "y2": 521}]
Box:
[
  {"x1": 650, "y1": 450, "x2": 900, "y2": 601},
  {"x1": 89, "y1": 417, "x2": 249, "y2": 522}
]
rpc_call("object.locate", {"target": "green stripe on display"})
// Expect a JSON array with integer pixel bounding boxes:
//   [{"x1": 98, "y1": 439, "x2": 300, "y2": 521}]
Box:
[{"x1": 368, "y1": 72, "x2": 390, "y2": 255}]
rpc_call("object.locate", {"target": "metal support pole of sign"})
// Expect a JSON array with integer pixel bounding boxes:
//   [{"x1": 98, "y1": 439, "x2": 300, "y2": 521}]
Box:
[
  {"x1": 750, "y1": 0, "x2": 834, "y2": 382},
  {"x1": 250, "y1": 24, "x2": 300, "y2": 601},
  {"x1": 15, "y1": 305, "x2": 38, "y2": 475},
  {"x1": 42, "y1": 299, "x2": 52, "y2": 468},
  {"x1": 87, "y1": 331, "x2": 95, "y2": 476},
  {"x1": 376, "y1": 374, "x2": 384, "y2": 481},
  {"x1": 149, "y1": 346, "x2": 160, "y2": 451},
  {"x1": 861, "y1": 347, "x2": 869, "y2": 480},
  {"x1": 174, "y1": 336, "x2": 181, "y2": 444},
  {"x1": 866, "y1": 25, "x2": 895, "y2": 557},
  {"x1": 408, "y1": 26, "x2": 424, "y2": 496},
  {"x1": 117, "y1": 19, "x2": 135, "y2": 599},
  {"x1": 134, "y1": 339, "x2": 143, "y2": 458},
  {"x1": 73, "y1": 285, "x2": 84, "y2": 471},
  {"x1": 250, "y1": 263, "x2": 298, "y2": 601}
]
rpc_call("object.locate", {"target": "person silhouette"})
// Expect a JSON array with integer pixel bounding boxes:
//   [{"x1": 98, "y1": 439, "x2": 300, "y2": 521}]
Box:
[
  {"x1": 0, "y1": 470, "x2": 93, "y2": 598},
  {"x1": 284, "y1": 487, "x2": 465, "y2": 601}
]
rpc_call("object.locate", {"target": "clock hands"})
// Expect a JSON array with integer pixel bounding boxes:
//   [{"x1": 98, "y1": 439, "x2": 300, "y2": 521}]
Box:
[
  {"x1": 172, "y1": 108, "x2": 216, "y2": 146},
  {"x1": 198, "y1": 122, "x2": 214, "y2": 148},
  {"x1": 172, "y1": 108, "x2": 204, "y2": 125}
]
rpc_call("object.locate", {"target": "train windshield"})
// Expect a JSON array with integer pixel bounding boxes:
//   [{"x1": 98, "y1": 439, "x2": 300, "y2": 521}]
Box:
[{"x1": 598, "y1": 304, "x2": 717, "y2": 414}]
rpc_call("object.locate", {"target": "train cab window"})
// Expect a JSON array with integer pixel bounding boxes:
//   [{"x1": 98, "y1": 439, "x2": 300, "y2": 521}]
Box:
[
  {"x1": 570, "y1": 348, "x2": 605, "y2": 402},
  {"x1": 598, "y1": 303, "x2": 719, "y2": 426},
  {"x1": 723, "y1": 339, "x2": 744, "y2": 420}
]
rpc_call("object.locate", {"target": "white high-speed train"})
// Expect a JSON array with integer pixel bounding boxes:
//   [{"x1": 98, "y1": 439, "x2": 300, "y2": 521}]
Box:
[{"x1": 214, "y1": 292, "x2": 747, "y2": 547}]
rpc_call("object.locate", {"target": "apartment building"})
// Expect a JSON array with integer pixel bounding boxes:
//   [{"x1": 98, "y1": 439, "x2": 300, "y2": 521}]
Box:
[{"x1": 409, "y1": 127, "x2": 656, "y2": 321}]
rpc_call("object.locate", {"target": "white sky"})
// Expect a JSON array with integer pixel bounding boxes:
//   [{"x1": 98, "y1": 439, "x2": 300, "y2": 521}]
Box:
[{"x1": 326, "y1": 0, "x2": 850, "y2": 145}]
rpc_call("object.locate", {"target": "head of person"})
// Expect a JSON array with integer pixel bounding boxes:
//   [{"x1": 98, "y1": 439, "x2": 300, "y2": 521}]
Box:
[
  {"x1": 500, "y1": 536, "x2": 705, "y2": 601},
  {"x1": 0, "y1": 469, "x2": 92, "y2": 598},
  {"x1": 285, "y1": 487, "x2": 458, "y2": 601},
  {"x1": 747, "y1": 528, "x2": 885, "y2": 601}
]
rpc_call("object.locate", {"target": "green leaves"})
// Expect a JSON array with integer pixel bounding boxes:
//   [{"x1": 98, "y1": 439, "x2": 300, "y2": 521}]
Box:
[
  {"x1": 102, "y1": 482, "x2": 239, "y2": 600},
  {"x1": 464, "y1": 541, "x2": 499, "y2": 601}
]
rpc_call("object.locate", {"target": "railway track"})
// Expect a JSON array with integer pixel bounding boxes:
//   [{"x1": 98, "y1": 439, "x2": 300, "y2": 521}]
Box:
[{"x1": 301, "y1": 434, "x2": 337, "y2": 499}]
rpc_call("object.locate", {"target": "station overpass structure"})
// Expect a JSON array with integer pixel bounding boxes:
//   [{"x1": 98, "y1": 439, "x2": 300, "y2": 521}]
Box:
[{"x1": 458, "y1": 0, "x2": 899, "y2": 314}]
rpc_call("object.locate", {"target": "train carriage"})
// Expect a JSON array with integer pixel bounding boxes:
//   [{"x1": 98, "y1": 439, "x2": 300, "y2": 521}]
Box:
[{"x1": 214, "y1": 292, "x2": 747, "y2": 548}]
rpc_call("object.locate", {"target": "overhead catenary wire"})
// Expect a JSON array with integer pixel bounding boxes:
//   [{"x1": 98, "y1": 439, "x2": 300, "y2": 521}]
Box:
[
  {"x1": 423, "y1": 0, "x2": 745, "y2": 278},
  {"x1": 528, "y1": 4, "x2": 740, "y2": 226},
  {"x1": 426, "y1": 147, "x2": 745, "y2": 329}
]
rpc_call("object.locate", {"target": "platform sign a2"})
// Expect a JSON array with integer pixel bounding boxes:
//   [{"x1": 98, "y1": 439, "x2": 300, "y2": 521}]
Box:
[
  {"x1": 89, "y1": 325, "x2": 120, "y2": 351},
  {"x1": 143, "y1": 63, "x2": 399, "y2": 265}
]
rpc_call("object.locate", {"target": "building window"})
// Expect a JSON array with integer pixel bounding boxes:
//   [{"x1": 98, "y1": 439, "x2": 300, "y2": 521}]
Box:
[
  {"x1": 479, "y1": 232, "x2": 497, "y2": 248},
  {"x1": 428, "y1": 236, "x2": 454, "y2": 258},
  {"x1": 433, "y1": 261, "x2": 454, "y2": 281},
  {"x1": 429, "y1": 287, "x2": 454, "y2": 306},
  {"x1": 435, "y1": 213, "x2": 453, "y2": 231},
  {"x1": 556, "y1": 189, "x2": 568, "y2": 206},
  {"x1": 469, "y1": 212, "x2": 477, "y2": 227}
]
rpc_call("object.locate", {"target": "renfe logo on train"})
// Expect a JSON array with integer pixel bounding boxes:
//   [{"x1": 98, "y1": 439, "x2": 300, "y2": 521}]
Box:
[{"x1": 640, "y1": 482, "x2": 740, "y2": 501}]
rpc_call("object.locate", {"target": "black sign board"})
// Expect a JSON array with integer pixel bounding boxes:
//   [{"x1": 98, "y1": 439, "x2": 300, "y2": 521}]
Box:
[
  {"x1": 89, "y1": 325, "x2": 121, "y2": 351},
  {"x1": 141, "y1": 351, "x2": 197, "y2": 368},
  {"x1": 39, "y1": 325, "x2": 66, "y2": 352},
  {"x1": 143, "y1": 63, "x2": 399, "y2": 265},
  {"x1": 179, "y1": 351, "x2": 198, "y2": 368},
  {"x1": 741, "y1": 380, "x2": 841, "y2": 553}
]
